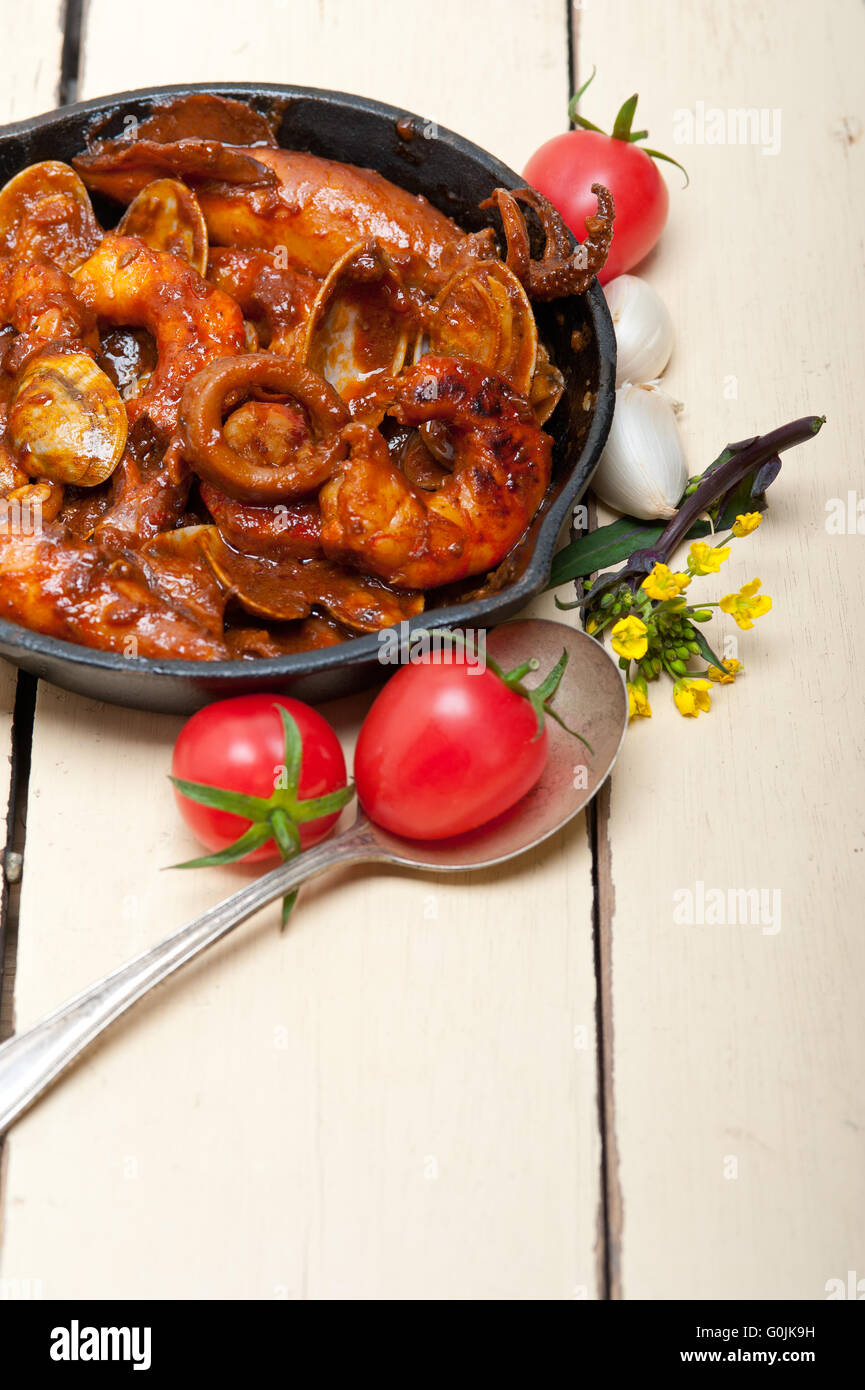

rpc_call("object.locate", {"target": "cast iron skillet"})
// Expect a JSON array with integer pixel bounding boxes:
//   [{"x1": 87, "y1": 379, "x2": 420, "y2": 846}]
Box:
[{"x1": 0, "y1": 82, "x2": 616, "y2": 713}]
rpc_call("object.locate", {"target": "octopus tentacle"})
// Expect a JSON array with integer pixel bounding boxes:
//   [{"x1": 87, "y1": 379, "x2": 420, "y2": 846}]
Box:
[{"x1": 480, "y1": 182, "x2": 614, "y2": 300}]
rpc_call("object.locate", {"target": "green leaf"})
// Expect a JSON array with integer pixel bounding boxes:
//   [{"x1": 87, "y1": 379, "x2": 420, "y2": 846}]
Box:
[
  {"x1": 570, "y1": 113, "x2": 607, "y2": 135},
  {"x1": 640, "y1": 147, "x2": 690, "y2": 187},
  {"x1": 168, "y1": 821, "x2": 272, "y2": 870},
  {"x1": 612, "y1": 93, "x2": 639, "y2": 142},
  {"x1": 292, "y1": 783, "x2": 356, "y2": 823},
  {"x1": 548, "y1": 517, "x2": 667, "y2": 585},
  {"x1": 275, "y1": 704, "x2": 303, "y2": 797},
  {"x1": 690, "y1": 628, "x2": 725, "y2": 671},
  {"x1": 270, "y1": 807, "x2": 301, "y2": 860},
  {"x1": 532, "y1": 648, "x2": 568, "y2": 705},
  {"x1": 280, "y1": 888, "x2": 299, "y2": 930},
  {"x1": 545, "y1": 705, "x2": 594, "y2": 754},
  {"x1": 569, "y1": 65, "x2": 597, "y2": 108},
  {"x1": 169, "y1": 776, "x2": 272, "y2": 822}
]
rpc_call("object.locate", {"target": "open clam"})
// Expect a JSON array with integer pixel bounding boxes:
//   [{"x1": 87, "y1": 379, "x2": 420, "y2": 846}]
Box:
[
  {"x1": 299, "y1": 240, "x2": 414, "y2": 405},
  {"x1": 138, "y1": 527, "x2": 227, "y2": 637},
  {"x1": 418, "y1": 258, "x2": 538, "y2": 397},
  {"x1": 0, "y1": 161, "x2": 102, "y2": 272},
  {"x1": 200, "y1": 527, "x2": 423, "y2": 632},
  {"x1": 8, "y1": 350, "x2": 128, "y2": 486},
  {"x1": 117, "y1": 179, "x2": 208, "y2": 275},
  {"x1": 528, "y1": 341, "x2": 565, "y2": 426}
]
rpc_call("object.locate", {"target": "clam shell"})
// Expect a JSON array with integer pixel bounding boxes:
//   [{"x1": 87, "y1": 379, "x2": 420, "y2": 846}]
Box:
[
  {"x1": 0, "y1": 161, "x2": 102, "y2": 272},
  {"x1": 117, "y1": 178, "x2": 208, "y2": 274},
  {"x1": 419, "y1": 258, "x2": 538, "y2": 396},
  {"x1": 299, "y1": 241, "x2": 411, "y2": 402},
  {"x1": 8, "y1": 350, "x2": 128, "y2": 486},
  {"x1": 200, "y1": 528, "x2": 422, "y2": 630}
]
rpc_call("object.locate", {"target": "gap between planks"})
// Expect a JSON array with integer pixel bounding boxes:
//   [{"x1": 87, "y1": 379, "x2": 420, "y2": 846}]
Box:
[{"x1": 568, "y1": 0, "x2": 622, "y2": 1301}]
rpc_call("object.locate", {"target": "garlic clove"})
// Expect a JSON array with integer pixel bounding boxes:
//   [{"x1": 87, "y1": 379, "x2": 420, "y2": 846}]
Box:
[
  {"x1": 604, "y1": 274, "x2": 674, "y2": 388},
  {"x1": 590, "y1": 383, "x2": 688, "y2": 521}
]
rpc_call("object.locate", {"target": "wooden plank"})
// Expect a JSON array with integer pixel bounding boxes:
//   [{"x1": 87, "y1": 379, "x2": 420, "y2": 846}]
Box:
[
  {"x1": 578, "y1": 0, "x2": 865, "y2": 1298},
  {"x1": 78, "y1": 0, "x2": 567, "y2": 174},
  {"x1": 0, "y1": 2, "x2": 67, "y2": 1039},
  {"x1": 0, "y1": 0, "x2": 605, "y2": 1299},
  {"x1": 0, "y1": 2, "x2": 66, "y2": 125}
]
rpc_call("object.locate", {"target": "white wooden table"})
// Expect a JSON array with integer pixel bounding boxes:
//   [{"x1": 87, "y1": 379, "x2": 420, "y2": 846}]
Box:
[{"x1": 0, "y1": 0, "x2": 862, "y2": 1301}]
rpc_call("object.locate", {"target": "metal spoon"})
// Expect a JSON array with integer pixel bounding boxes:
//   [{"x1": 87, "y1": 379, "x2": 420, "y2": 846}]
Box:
[{"x1": 0, "y1": 619, "x2": 627, "y2": 1133}]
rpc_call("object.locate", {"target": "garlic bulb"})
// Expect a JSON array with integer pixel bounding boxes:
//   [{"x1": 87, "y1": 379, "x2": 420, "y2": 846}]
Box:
[
  {"x1": 591, "y1": 383, "x2": 687, "y2": 520},
  {"x1": 604, "y1": 274, "x2": 674, "y2": 386}
]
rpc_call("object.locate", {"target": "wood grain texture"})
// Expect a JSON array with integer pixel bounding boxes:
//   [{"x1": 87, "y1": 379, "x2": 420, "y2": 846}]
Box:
[
  {"x1": 0, "y1": 0, "x2": 67, "y2": 1047},
  {"x1": 0, "y1": 1, "x2": 65, "y2": 124},
  {"x1": 79, "y1": 0, "x2": 570, "y2": 173},
  {"x1": 577, "y1": 0, "x2": 865, "y2": 1299},
  {"x1": 0, "y1": 0, "x2": 604, "y2": 1299}
]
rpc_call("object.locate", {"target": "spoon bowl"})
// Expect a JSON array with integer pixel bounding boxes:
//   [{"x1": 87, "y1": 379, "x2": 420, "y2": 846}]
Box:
[{"x1": 366, "y1": 619, "x2": 627, "y2": 870}]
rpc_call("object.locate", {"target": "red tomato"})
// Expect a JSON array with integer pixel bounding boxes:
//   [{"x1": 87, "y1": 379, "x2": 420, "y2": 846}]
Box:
[
  {"x1": 524, "y1": 129, "x2": 669, "y2": 284},
  {"x1": 172, "y1": 695, "x2": 347, "y2": 862},
  {"x1": 354, "y1": 662, "x2": 548, "y2": 841}
]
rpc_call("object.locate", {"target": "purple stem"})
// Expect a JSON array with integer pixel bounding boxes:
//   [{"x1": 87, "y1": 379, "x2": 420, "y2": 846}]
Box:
[{"x1": 588, "y1": 414, "x2": 825, "y2": 598}]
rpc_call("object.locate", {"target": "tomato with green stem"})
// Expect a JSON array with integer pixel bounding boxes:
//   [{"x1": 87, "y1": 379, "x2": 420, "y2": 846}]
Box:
[
  {"x1": 170, "y1": 695, "x2": 354, "y2": 924},
  {"x1": 523, "y1": 69, "x2": 687, "y2": 284},
  {"x1": 353, "y1": 639, "x2": 592, "y2": 841}
]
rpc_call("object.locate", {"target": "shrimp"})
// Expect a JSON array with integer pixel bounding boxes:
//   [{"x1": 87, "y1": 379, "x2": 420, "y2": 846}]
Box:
[
  {"x1": 198, "y1": 481, "x2": 323, "y2": 559},
  {"x1": 0, "y1": 250, "x2": 97, "y2": 370},
  {"x1": 0, "y1": 526, "x2": 228, "y2": 659},
  {"x1": 319, "y1": 356, "x2": 553, "y2": 589},
  {"x1": 72, "y1": 234, "x2": 245, "y2": 435}
]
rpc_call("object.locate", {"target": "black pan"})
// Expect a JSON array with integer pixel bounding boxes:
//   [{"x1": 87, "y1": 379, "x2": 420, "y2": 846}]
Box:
[{"x1": 0, "y1": 82, "x2": 615, "y2": 713}]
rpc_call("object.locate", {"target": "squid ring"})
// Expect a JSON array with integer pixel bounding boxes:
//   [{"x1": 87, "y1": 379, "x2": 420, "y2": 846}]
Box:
[{"x1": 179, "y1": 353, "x2": 351, "y2": 504}]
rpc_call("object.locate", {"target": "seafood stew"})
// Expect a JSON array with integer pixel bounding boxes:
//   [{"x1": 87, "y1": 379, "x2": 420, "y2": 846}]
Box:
[{"x1": 0, "y1": 84, "x2": 615, "y2": 709}]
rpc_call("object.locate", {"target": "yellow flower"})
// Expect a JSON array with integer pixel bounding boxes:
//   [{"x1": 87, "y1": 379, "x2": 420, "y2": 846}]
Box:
[
  {"x1": 719, "y1": 578, "x2": 772, "y2": 630},
  {"x1": 610, "y1": 615, "x2": 649, "y2": 661},
  {"x1": 673, "y1": 678, "x2": 713, "y2": 718},
  {"x1": 586, "y1": 615, "x2": 600, "y2": 635},
  {"x1": 732, "y1": 512, "x2": 762, "y2": 537},
  {"x1": 707, "y1": 658, "x2": 743, "y2": 684},
  {"x1": 688, "y1": 541, "x2": 731, "y2": 575},
  {"x1": 627, "y1": 679, "x2": 652, "y2": 720},
  {"x1": 641, "y1": 563, "x2": 691, "y2": 601}
]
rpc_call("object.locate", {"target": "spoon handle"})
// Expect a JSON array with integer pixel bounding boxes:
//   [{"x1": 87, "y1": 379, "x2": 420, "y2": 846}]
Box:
[{"x1": 0, "y1": 818, "x2": 380, "y2": 1133}]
